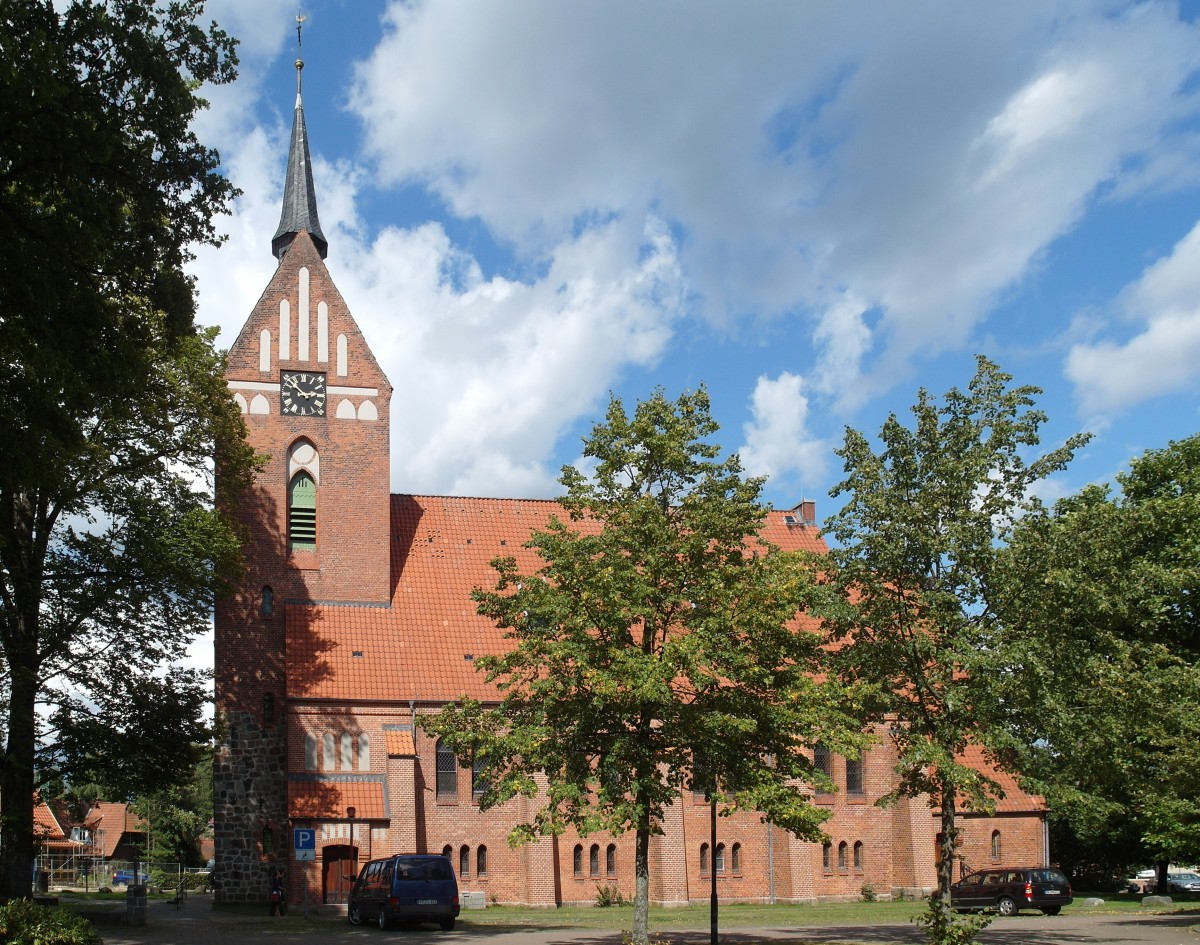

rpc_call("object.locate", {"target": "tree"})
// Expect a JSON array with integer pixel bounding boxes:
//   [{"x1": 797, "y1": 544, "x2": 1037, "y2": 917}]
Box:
[
  {"x1": 819, "y1": 356, "x2": 1088, "y2": 944},
  {"x1": 0, "y1": 0, "x2": 251, "y2": 898},
  {"x1": 133, "y1": 750, "x2": 215, "y2": 867},
  {"x1": 994, "y1": 434, "x2": 1200, "y2": 893},
  {"x1": 427, "y1": 389, "x2": 862, "y2": 945}
]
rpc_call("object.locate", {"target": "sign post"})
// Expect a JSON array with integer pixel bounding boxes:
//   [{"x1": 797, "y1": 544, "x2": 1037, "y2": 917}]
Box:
[{"x1": 294, "y1": 827, "x2": 316, "y2": 918}]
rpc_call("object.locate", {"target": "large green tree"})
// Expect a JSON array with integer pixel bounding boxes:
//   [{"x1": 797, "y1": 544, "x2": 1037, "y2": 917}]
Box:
[
  {"x1": 0, "y1": 0, "x2": 251, "y2": 898},
  {"x1": 994, "y1": 433, "x2": 1200, "y2": 894},
  {"x1": 428, "y1": 389, "x2": 862, "y2": 945},
  {"x1": 819, "y1": 357, "x2": 1088, "y2": 944}
]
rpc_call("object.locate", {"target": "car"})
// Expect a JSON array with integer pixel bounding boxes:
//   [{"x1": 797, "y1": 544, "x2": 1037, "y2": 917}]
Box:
[
  {"x1": 951, "y1": 866, "x2": 1073, "y2": 916},
  {"x1": 347, "y1": 854, "x2": 460, "y2": 931},
  {"x1": 1167, "y1": 872, "x2": 1200, "y2": 893},
  {"x1": 112, "y1": 869, "x2": 148, "y2": 885}
]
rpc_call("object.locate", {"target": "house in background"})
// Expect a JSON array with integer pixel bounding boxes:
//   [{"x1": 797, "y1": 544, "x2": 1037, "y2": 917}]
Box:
[{"x1": 212, "y1": 58, "x2": 1053, "y2": 908}]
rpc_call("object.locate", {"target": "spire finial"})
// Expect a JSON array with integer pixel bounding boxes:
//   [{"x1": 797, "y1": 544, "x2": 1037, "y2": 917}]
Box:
[{"x1": 295, "y1": 12, "x2": 306, "y2": 98}]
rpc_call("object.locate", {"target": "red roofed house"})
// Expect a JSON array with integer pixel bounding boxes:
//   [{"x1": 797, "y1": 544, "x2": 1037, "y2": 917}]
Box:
[{"x1": 212, "y1": 64, "x2": 1051, "y2": 907}]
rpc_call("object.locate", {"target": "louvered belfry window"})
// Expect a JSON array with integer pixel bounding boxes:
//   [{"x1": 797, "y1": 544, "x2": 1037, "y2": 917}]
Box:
[{"x1": 289, "y1": 471, "x2": 317, "y2": 549}]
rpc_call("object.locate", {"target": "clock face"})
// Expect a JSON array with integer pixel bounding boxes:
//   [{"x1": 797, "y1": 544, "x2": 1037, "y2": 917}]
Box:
[{"x1": 280, "y1": 371, "x2": 327, "y2": 417}]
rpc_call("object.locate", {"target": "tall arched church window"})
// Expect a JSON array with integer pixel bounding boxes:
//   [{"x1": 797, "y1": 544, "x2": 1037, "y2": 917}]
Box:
[
  {"x1": 436, "y1": 740, "x2": 458, "y2": 798},
  {"x1": 260, "y1": 586, "x2": 274, "y2": 616},
  {"x1": 288, "y1": 472, "x2": 317, "y2": 550},
  {"x1": 358, "y1": 733, "x2": 370, "y2": 771}
]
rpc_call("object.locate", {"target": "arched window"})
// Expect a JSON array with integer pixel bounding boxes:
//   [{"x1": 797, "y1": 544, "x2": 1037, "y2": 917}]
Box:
[
  {"x1": 322, "y1": 733, "x2": 335, "y2": 770},
  {"x1": 477, "y1": 845, "x2": 488, "y2": 877},
  {"x1": 305, "y1": 734, "x2": 318, "y2": 770},
  {"x1": 846, "y1": 756, "x2": 864, "y2": 794},
  {"x1": 853, "y1": 840, "x2": 864, "y2": 870},
  {"x1": 262, "y1": 692, "x2": 274, "y2": 725},
  {"x1": 260, "y1": 585, "x2": 274, "y2": 616},
  {"x1": 459, "y1": 845, "x2": 470, "y2": 877},
  {"x1": 814, "y1": 745, "x2": 833, "y2": 779},
  {"x1": 837, "y1": 841, "x2": 848, "y2": 870},
  {"x1": 589, "y1": 844, "x2": 600, "y2": 877},
  {"x1": 436, "y1": 740, "x2": 458, "y2": 798},
  {"x1": 606, "y1": 844, "x2": 616, "y2": 876},
  {"x1": 700, "y1": 843, "x2": 710, "y2": 875},
  {"x1": 358, "y1": 733, "x2": 370, "y2": 771},
  {"x1": 714, "y1": 843, "x2": 726, "y2": 874},
  {"x1": 472, "y1": 755, "x2": 489, "y2": 800},
  {"x1": 991, "y1": 830, "x2": 1001, "y2": 861},
  {"x1": 822, "y1": 842, "x2": 832, "y2": 871},
  {"x1": 288, "y1": 471, "x2": 317, "y2": 549},
  {"x1": 731, "y1": 842, "x2": 741, "y2": 874},
  {"x1": 262, "y1": 824, "x2": 274, "y2": 855},
  {"x1": 442, "y1": 844, "x2": 453, "y2": 859},
  {"x1": 573, "y1": 845, "x2": 583, "y2": 877},
  {"x1": 340, "y1": 733, "x2": 353, "y2": 770}
]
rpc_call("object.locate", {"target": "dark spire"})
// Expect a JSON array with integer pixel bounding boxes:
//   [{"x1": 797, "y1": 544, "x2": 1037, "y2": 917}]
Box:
[{"x1": 272, "y1": 22, "x2": 328, "y2": 260}]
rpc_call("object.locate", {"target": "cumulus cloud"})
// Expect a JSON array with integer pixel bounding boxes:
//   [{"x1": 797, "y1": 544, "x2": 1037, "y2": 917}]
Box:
[
  {"x1": 739, "y1": 373, "x2": 829, "y2": 498},
  {"x1": 346, "y1": 1, "x2": 1200, "y2": 383},
  {"x1": 1066, "y1": 220, "x2": 1200, "y2": 417},
  {"x1": 189, "y1": 0, "x2": 1200, "y2": 503}
]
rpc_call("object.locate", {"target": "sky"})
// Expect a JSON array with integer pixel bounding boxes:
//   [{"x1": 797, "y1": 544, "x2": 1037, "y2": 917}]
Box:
[{"x1": 188, "y1": 0, "x2": 1200, "y2": 519}]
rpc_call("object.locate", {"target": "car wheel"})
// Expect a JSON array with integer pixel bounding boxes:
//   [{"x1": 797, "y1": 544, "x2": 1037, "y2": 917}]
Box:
[
  {"x1": 996, "y1": 896, "x2": 1019, "y2": 916},
  {"x1": 348, "y1": 903, "x2": 363, "y2": 926},
  {"x1": 439, "y1": 917, "x2": 455, "y2": 931},
  {"x1": 378, "y1": 907, "x2": 391, "y2": 931},
  {"x1": 1042, "y1": 906, "x2": 1061, "y2": 916}
]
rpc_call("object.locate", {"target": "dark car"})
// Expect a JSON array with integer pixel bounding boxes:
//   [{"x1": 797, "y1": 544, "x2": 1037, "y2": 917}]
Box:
[
  {"x1": 951, "y1": 866, "x2": 1072, "y2": 916},
  {"x1": 348, "y1": 854, "x2": 459, "y2": 931},
  {"x1": 1167, "y1": 872, "x2": 1200, "y2": 893}
]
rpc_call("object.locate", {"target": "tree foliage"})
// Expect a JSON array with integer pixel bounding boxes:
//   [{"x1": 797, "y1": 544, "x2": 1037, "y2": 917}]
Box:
[
  {"x1": 994, "y1": 433, "x2": 1200, "y2": 889},
  {"x1": 427, "y1": 388, "x2": 861, "y2": 945},
  {"x1": 818, "y1": 356, "x2": 1088, "y2": 944},
  {"x1": 0, "y1": 0, "x2": 250, "y2": 898}
]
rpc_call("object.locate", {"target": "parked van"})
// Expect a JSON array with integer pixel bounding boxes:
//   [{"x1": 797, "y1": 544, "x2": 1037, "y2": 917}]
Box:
[{"x1": 348, "y1": 854, "x2": 460, "y2": 931}]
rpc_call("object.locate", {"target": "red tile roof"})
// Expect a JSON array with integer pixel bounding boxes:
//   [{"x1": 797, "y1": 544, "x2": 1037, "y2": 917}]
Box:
[
  {"x1": 289, "y1": 779, "x2": 387, "y2": 820},
  {"x1": 34, "y1": 799, "x2": 67, "y2": 841},
  {"x1": 955, "y1": 745, "x2": 1046, "y2": 813},
  {"x1": 286, "y1": 498, "x2": 827, "y2": 703},
  {"x1": 84, "y1": 802, "x2": 144, "y2": 858}
]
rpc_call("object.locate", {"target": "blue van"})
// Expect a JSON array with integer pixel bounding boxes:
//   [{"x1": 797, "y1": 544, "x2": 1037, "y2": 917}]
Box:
[{"x1": 348, "y1": 854, "x2": 460, "y2": 931}]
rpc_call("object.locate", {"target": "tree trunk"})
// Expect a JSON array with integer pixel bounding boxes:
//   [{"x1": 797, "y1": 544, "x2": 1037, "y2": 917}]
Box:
[
  {"x1": 936, "y1": 782, "x2": 958, "y2": 906},
  {"x1": 0, "y1": 653, "x2": 38, "y2": 898},
  {"x1": 632, "y1": 805, "x2": 651, "y2": 945}
]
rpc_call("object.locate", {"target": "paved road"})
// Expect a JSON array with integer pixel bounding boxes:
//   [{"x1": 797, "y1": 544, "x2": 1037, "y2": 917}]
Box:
[{"x1": 94, "y1": 895, "x2": 1200, "y2": 945}]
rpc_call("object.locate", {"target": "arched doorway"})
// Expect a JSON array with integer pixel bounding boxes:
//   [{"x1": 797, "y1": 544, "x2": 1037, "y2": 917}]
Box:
[{"x1": 322, "y1": 844, "x2": 359, "y2": 904}]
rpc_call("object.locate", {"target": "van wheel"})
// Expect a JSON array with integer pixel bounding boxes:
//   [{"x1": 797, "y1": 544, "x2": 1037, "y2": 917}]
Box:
[
  {"x1": 378, "y1": 908, "x2": 391, "y2": 931},
  {"x1": 1042, "y1": 906, "x2": 1061, "y2": 916},
  {"x1": 348, "y1": 903, "x2": 363, "y2": 926},
  {"x1": 439, "y1": 917, "x2": 455, "y2": 931},
  {"x1": 997, "y1": 897, "x2": 1019, "y2": 916}
]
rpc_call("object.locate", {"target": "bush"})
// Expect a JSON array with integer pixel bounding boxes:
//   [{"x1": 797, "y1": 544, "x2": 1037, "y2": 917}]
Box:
[
  {"x1": 0, "y1": 898, "x2": 102, "y2": 945},
  {"x1": 595, "y1": 883, "x2": 627, "y2": 907},
  {"x1": 861, "y1": 883, "x2": 877, "y2": 902}
]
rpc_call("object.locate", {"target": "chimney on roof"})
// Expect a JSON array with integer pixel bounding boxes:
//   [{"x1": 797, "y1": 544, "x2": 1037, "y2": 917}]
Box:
[{"x1": 796, "y1": 499, "x2": 816, "y2": 526}]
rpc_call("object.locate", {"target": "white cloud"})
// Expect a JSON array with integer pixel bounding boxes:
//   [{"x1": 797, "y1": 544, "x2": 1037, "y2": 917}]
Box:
[
  {"x1": 1066, "y1": 219, "x2": 1200, "y2": 416},
  {"x1": 740, "y1": 373, "x2": 828, "y2": 496},
  {"x1": 345, "y1": 0, "x2": 1200, "y2": 384}
]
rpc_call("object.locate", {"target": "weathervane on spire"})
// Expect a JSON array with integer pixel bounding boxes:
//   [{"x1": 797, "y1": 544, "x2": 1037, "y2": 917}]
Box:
[{"x1": 295, "y1": 10, "x2": 307, "y2": 95}]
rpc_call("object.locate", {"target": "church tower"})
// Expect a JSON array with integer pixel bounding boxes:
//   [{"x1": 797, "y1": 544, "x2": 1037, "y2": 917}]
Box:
[{"x1": 212, "y1": 51, "x2": 393, "y2": 901}]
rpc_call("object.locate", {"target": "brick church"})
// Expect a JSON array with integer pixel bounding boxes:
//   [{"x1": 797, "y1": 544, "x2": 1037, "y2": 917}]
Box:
[{"x1": 212, "y1": 62, "x2": 1051, "y2": 908}]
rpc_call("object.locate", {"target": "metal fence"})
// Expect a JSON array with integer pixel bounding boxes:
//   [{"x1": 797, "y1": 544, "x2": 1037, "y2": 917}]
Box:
[{"x1": 34, "y1": 854, "x2": 207, "y2": 891}]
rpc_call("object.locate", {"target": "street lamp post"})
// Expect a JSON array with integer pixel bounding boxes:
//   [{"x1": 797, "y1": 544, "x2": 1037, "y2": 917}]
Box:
[{"x1": 347, "y1": 807, "x2": 357, "y2": 902}]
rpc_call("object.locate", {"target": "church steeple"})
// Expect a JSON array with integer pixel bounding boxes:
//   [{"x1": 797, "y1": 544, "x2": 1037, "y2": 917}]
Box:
[{"x1": 271, "y1": 34, "x2": 328, "y2": 260}]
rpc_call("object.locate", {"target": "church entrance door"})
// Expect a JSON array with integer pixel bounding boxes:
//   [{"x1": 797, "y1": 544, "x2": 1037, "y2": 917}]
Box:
[{"x1": 322, "y1": 844, "x2": 359, "y2": 903}]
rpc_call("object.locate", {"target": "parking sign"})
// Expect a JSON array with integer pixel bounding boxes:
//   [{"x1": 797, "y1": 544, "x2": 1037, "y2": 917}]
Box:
[{"x1": 294, "y1": 827, "x2": 316, "y2": 861}]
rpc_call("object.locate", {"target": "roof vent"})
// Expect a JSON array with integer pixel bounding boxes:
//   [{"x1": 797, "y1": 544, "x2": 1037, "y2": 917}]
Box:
[
  {"x1": 464, "y1": 654, "x2": 474, "y2": 661},
  {"x1": 352, "y1": 650, "x2": 363, "y2": 658},
  {"x1": 784, "y1": 515, "x2": 799, "y2": 525}
]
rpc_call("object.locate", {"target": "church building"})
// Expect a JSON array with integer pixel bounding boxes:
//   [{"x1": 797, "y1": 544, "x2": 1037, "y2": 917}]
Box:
[{"x1": 212, "y1": 62, "x2": 1051, "y2": 909}]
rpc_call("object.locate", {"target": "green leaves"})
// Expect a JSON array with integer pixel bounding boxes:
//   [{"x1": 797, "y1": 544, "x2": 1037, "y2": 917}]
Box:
[
  {"x1": 819, "y1": 357, "x2": 1088, "y2": 944},
  {"x1": 428, "y1": 388, "x2": 860, "y2": 945}
]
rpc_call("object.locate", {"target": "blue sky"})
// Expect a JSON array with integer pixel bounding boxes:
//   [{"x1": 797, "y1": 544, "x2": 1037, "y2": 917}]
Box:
[{"x1": 189, "y1": 0, "x2": 1200, "y2": 518}]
